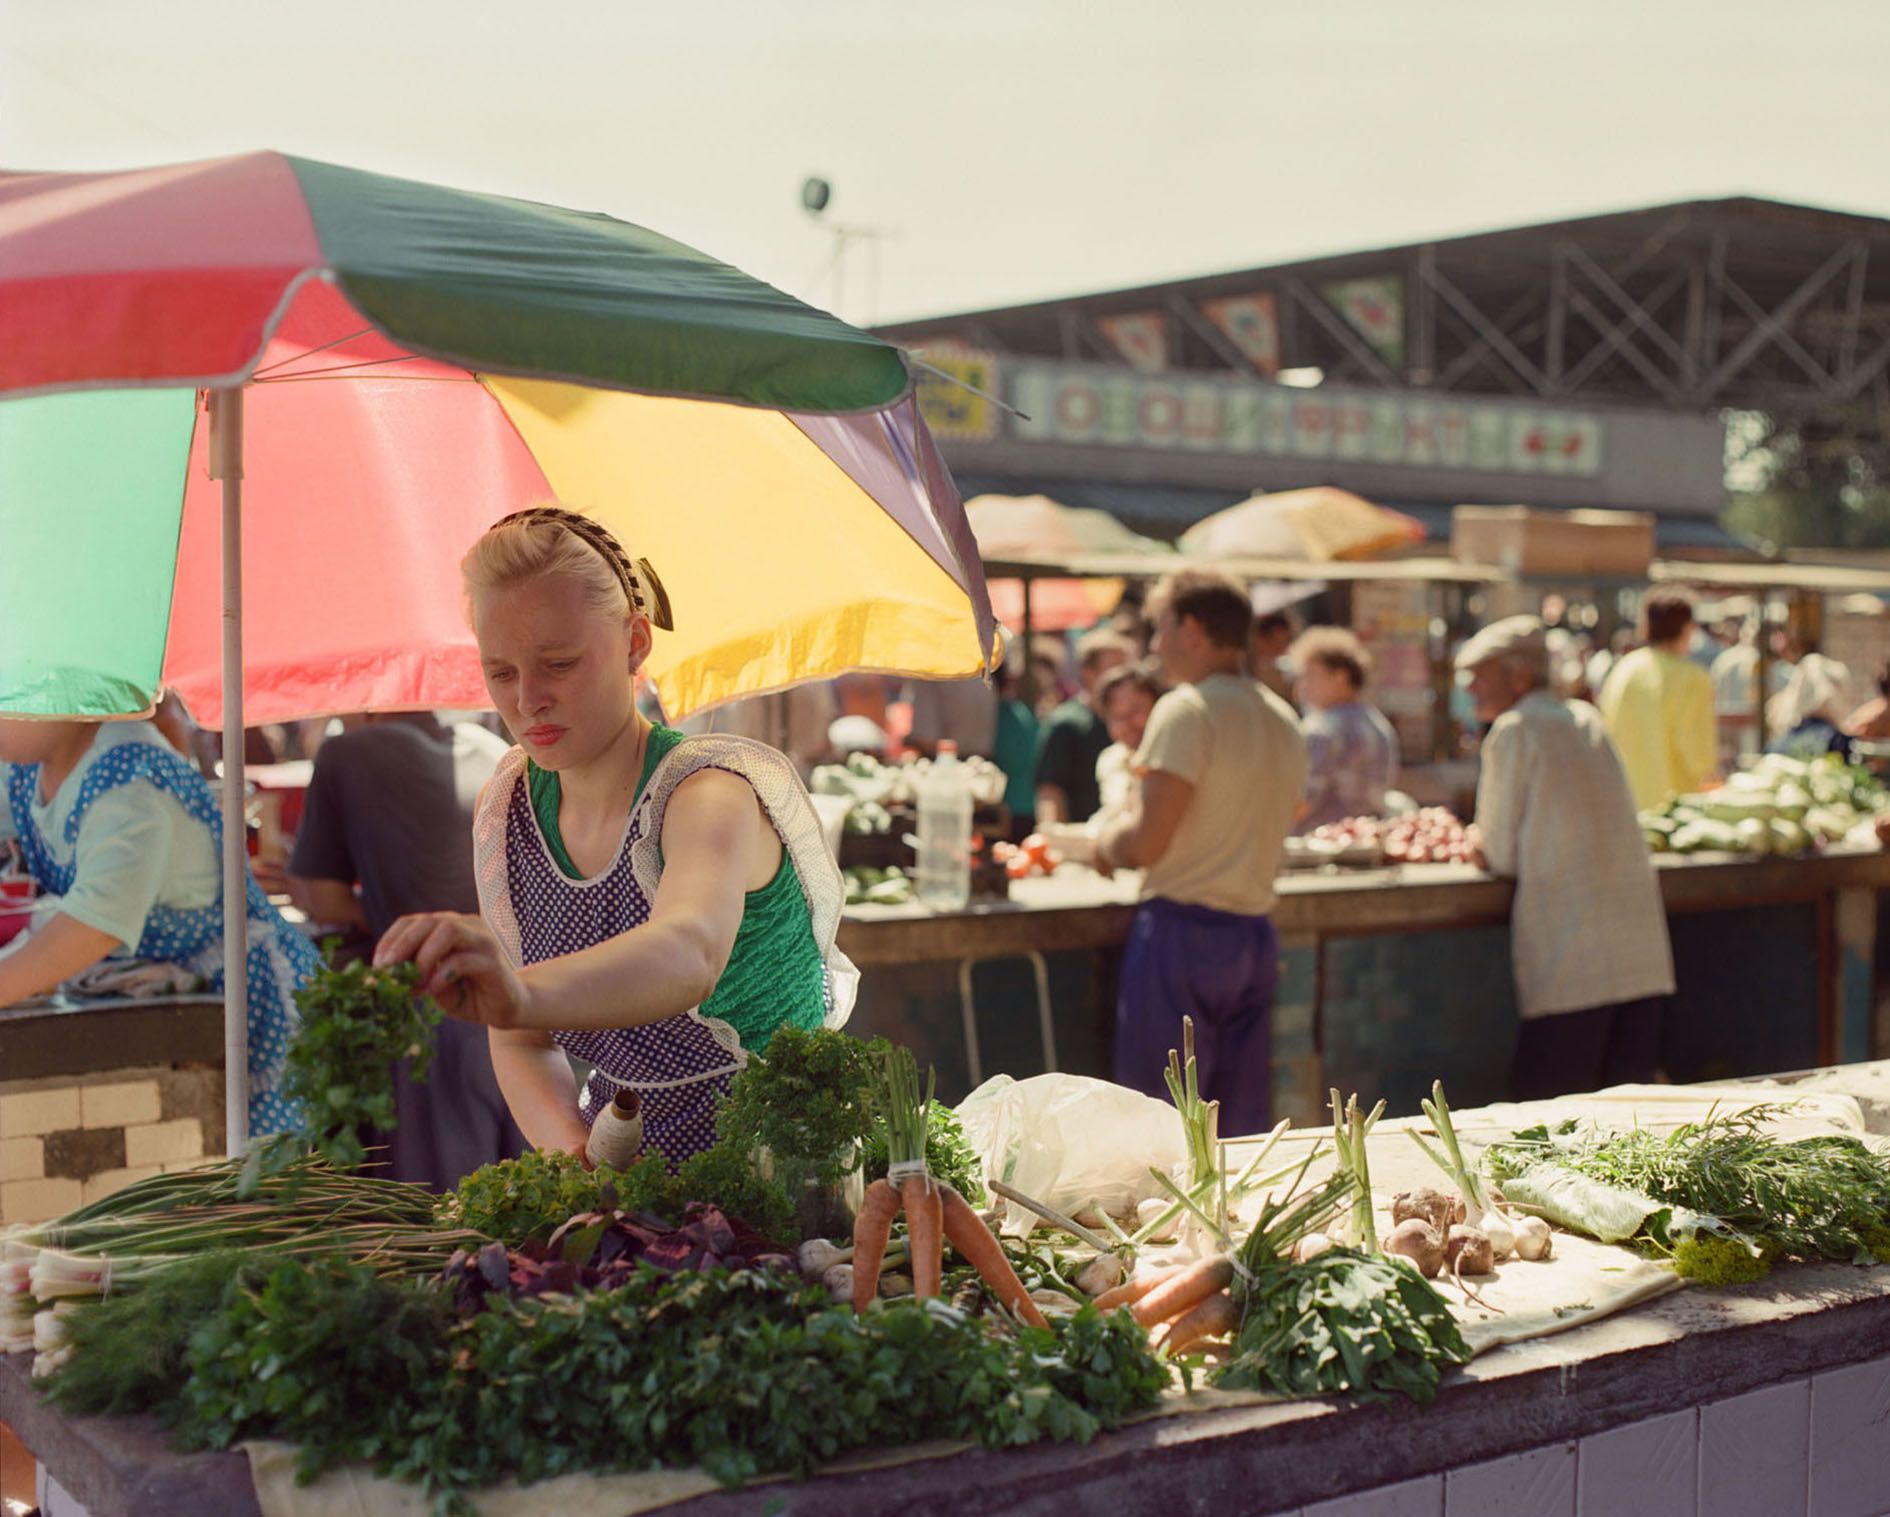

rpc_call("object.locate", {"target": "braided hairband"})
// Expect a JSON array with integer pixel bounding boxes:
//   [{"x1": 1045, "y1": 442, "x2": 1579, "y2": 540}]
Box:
[{"x1": 495, "y1": 506, "x2": 675, "y2": 631}]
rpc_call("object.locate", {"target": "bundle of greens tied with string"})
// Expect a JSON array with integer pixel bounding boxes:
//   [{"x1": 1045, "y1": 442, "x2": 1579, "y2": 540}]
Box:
[{"x1": 1482, "y1": 1103, "x2": 1890, "y2": 1285}]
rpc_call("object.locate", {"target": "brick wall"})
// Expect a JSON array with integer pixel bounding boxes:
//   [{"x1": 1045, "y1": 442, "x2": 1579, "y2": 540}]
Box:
[{"x1": 0, "y1": 1067, "x2": 225, "y2": 1227}]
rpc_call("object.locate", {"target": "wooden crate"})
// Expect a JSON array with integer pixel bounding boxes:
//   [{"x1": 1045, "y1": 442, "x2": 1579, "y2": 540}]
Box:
[{"x1": 1450, "y1": 505, "x2": 1654, "y2": 579}]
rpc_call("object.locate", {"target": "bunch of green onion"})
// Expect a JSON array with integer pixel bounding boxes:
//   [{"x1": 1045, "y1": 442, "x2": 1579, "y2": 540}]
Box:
[{"x1": 2, "y1": 1147, "x2": 485, "y2": 1331}]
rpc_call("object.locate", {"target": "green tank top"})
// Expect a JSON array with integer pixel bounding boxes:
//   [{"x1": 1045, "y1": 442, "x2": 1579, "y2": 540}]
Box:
[{"x1": 525, "y1": 726, "x2": 826, "y2": 1052}]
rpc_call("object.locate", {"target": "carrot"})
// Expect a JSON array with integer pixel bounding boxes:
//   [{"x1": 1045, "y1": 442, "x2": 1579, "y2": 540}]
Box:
[
  {"x1": 851, "y1": 1177, "x2": 901, "y2": 1314},
  {"x1": 901, "y1": 1173, "x2": 944, "y2": 1300},
  {"x1": 1131, "y1": 1255, "x2": 1235, "y2": 1328},
  {"x1": 1092, "y1": 1265, "x2": 1185, "y2": 1313},
  {"x1": 1156, "y1": 1291, "x2": 1238, "y2": 1356},
  {"x1": 939, "y1": 1183, "x2": 1049, "y2": 1329}
]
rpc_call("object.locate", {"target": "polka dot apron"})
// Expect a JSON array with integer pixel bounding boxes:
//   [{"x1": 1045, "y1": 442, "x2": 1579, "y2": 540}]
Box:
[
  {"x1": 474, "y1": 735, "x2": 858, "y2": 1168},
  {"x1": 6, "y1": 742, "x2": 322, "y2": 1137}
]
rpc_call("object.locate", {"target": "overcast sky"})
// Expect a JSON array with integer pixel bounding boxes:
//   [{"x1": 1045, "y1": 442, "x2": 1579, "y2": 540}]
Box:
[{"x1": 8, "y1": 1, "x2": 1890, "y2": 327}]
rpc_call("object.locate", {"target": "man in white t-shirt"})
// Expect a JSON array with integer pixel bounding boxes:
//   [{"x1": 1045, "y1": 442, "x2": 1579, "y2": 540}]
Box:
[{"x1": 1095, "y1": 569, "x2": 1307, "y2": 1135}]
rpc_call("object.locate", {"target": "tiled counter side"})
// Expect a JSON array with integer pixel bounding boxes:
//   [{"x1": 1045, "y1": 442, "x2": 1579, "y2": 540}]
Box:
[
  {"x1": 7, "y1": 1257, "x2": 1890, "y2": 1517},
  {"x1": 0, "y1": 996, "x2": 225, "y2": 1227}
]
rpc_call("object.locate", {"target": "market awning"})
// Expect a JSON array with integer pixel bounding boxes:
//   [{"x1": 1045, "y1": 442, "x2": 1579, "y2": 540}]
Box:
[
  {"x1": 982, "y1": 551, "x2": 1510, "y2": 585},
  {"x1": 946, "y1": 473, "x2": 1243, "y2": 539},
  {"x1": 1651, "y1": 559, "x2": 1890, "y2": 595}
]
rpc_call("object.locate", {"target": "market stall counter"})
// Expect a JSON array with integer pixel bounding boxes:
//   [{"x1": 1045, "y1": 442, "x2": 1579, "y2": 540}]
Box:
[
  {"x1": 0, "y1": 993, "x2": 229, "y2": 1231},
  {"x1": 10, "y1": 1069, "x2": 1890, "y2": 1517},
  {"x1": 837, "y1": 846, "x2": 1890, "y2": 1123}
]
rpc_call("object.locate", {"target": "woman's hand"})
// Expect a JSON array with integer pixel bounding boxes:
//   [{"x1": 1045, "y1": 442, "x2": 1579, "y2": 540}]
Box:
[{"x1": 373, "y1": 912, "x2": 529, "y2": 1029}]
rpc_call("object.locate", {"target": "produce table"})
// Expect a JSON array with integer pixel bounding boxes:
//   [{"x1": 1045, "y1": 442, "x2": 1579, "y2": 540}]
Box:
[
  {"x1": 0, "y1": 992, "x2": 227, "y2": 1082},
  {"x1": 838, "y1": 847, "x2": 1890, "y2": 1119},
  {"x1": 11, "y1": 1069, "x2": 1890, "y2": 1517}
]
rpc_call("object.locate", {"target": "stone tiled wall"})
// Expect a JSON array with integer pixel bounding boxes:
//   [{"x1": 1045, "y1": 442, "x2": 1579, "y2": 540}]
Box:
[
  {"x1": 1254, "y1": 1356, "x2": 1890, "y2": 1517},
  {"x1": 0, "y1": 1067, "x2": 224, "y2": 1227}
]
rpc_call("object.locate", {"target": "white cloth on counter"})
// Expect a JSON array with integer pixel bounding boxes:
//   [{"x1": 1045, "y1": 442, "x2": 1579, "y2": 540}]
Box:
[
  {"x1": 2, "y1": 724, "x2": 219, "y2": 948},
  {"x1": 1474, "y1": 691, "x2": 1674, "y2": 1019}
]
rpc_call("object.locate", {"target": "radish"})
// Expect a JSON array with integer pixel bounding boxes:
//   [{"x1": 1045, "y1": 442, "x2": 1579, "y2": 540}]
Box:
[
  {"x1": 1392, "y1": 1187, "x2": 1461, "y2": 1234},
  {"x1": 1444, "y1": 1225, "x2": 1494, "y2": 1276},
  {"x1": 1384, "y1": 1218, "x2": 1444, "y2": 1278}
]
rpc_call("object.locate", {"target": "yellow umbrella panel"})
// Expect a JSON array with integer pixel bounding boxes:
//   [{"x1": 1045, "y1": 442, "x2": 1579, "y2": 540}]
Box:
[{"x1": 490, "y1": 379, "x2": 997, "y2": 717}]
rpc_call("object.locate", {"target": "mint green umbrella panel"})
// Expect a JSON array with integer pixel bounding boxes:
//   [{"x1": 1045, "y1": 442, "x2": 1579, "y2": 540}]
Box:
[{"x1": 0, "y1": 389, "x2": 196, "y2": 714}]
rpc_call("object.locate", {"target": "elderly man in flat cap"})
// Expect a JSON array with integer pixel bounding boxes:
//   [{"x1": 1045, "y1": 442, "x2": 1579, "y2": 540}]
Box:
[{"x1": 1457, "y1": 616, "x2": 1675, "y2": 1100}]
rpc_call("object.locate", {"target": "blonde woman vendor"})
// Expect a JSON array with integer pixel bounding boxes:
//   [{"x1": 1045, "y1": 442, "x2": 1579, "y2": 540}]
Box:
[
  {"x1": 374, "y1": 507, "x2": 855, "y2": 1165},
  {"x1": 0, "y1": 718, "x2": 321, "y2": 1134}
]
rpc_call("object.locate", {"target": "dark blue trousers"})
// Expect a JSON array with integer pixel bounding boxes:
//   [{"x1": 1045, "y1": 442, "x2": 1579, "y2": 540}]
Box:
[{"x1": 1114, "y1": 897, "x2": 1279, "y2": 1137}]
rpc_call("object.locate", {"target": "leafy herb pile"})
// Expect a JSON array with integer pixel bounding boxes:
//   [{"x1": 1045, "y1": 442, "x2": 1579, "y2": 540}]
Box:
[
  {"x1": 441, "y1": 1029, "x2": 987, "y2": 1248},
  {"x1": 38, "y1": 1252, "x2": 283, "y2": 1418},
  {"x1": 173, "y1": 1257, "x2": 454, "y2": 1479},
  {"x1": 1209, "y1": 1170, "x2": 1470, "y2": 1406},
  {"x1": 284, "y1": 959, "x2": 443, "y2": 1171},
  {"x1": 1215, "y1": 1248, "x2": 1472, "y2": 1405},
  {"x1": 47, "y1": 1251, "x2": 1165, "y2": 1514},
  {"x1": 439, "y1": 1204, "x2": 779, "y2": 1314},
  {"x1": 439, "y1": 1147, "x2": 680, "y2": 1245},
  {"x1": 1484, "y1": 1107, "x2": 1890, "y2": 1279}
]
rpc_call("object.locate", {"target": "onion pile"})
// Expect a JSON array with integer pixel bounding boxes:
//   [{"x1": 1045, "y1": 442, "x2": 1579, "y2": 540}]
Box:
[{"x1": 1306, "y1": 808, "x2": 1473, "y2": 865}]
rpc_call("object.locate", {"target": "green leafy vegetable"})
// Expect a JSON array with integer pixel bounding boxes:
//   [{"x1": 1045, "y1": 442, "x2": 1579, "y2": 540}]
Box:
[
  {"x1": 146, "y1": 1254, "x2": 1165, "y2": 1514},
  {"x1": 444, "y1": 1029, "x2": 914, "y2": 1248},
  {"x1": 41, "y1": 1252, "x2": 284, "y2": 1418},
  {"x1": 1486, "y1": 1107, "x2": 1890, "y2": 1265},
  {"x1": 1210, "y1": 1168, "x2": 1467, "y2": 1406},
  {"x1": 1671, "y1": 1235, "x2": 1774, "y2": 1286},
  {"x1": 440, "y1": 1148, "x2": 681, "y2": 1246},
  {"x1": 714, "y1": 1025, "x2": 881, "y2": 1193},
  {"x1": 172, "y1": 1257, "x2": 456, "y2": 1483},
  {"x1": 1215, "y1": 1247, "x2": 1471, "y2": 1406},
  {"x1": 284, "y1": 960, "x2": 443, "y2": 1171},
  {"x1": 1494, "y1": 1163, "x2": 1732, "y2": 1249},
  {"x1": 863, "y1": 1099, "x2": 986, "y2": 1205},
  {"x1": 674, "y1": 1143, "x2": 798, "y2": 1245}
]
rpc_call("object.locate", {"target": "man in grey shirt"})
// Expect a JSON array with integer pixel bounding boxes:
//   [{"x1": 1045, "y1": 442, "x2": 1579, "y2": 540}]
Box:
[{"x1": 289, "y1": 712, "x2": 524, "y2": 1190}]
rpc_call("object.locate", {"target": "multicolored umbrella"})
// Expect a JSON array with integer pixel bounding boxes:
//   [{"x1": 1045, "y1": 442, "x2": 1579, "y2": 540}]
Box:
[
  {"x1": 0, "y1": 151, "x2": 995, "y2": 725},
  {"x1": 964, "y1": 492, "x2": 1171, "y2": 632},
  {"x1": 1179, "y1": 487, "x2": 1425, "y2": 562},
  {"x1": 0, "y1": 151, "x2": 995, "y2": 1146}
]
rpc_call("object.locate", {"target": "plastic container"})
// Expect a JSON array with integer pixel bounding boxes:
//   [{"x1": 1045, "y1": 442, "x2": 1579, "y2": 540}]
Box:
[{"x1": 915, "y1": 740, "x2": 973, "y2": 911}]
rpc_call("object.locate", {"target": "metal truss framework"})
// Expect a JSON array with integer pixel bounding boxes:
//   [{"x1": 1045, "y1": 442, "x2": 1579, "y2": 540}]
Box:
[{"x1": 886, "y1": 200, "x2": 1890, "y2": 435}]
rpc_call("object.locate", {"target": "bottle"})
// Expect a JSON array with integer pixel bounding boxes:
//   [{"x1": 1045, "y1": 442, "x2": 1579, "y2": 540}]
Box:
[
  {"x1": 915, "y1": 740, "x2": 973, "y2": 911},
  {"x1": 584, "y1": 1090, "x2": 644, "y2": 1169}
]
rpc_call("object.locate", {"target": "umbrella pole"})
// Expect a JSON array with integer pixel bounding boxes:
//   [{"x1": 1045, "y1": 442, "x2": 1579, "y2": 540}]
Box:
[
  {"x1": 1020, "y1": 575, "x2": 1036, "y2": 710},
  {"x1": 208, "y1": 387, "x2": 250, "y2": 1156}
]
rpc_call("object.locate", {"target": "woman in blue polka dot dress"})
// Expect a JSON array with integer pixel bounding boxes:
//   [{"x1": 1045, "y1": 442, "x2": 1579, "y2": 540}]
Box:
[
  {"x1": 0, "y1": 719, "x2": 322, "y2": 1136},
  {"x1": 374, "y1": 508, "x2": 856, "y2": 1167}
]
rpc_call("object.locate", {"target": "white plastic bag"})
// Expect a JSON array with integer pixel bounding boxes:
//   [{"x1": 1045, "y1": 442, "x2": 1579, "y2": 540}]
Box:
[{"x1": 956, "y1": 1073, "x2": 1187, "y2": 1237}]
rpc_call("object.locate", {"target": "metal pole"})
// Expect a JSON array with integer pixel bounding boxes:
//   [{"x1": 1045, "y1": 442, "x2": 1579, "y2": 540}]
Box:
[
  {"x1": 1020, "y1": 576, "x2": 1037, "y2": 713},
  {"x1": 208, "y1": 387, "x2": 249, "y2": 1155}
]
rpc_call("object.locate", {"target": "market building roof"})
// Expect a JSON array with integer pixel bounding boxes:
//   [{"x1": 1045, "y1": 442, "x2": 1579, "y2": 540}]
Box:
[
  {"x1": 882, "y1": 196, "x2": 1890, "y2": 418},
  {"x1": 881, "y1": 197, "x2": 1890, "y2": 552}
]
